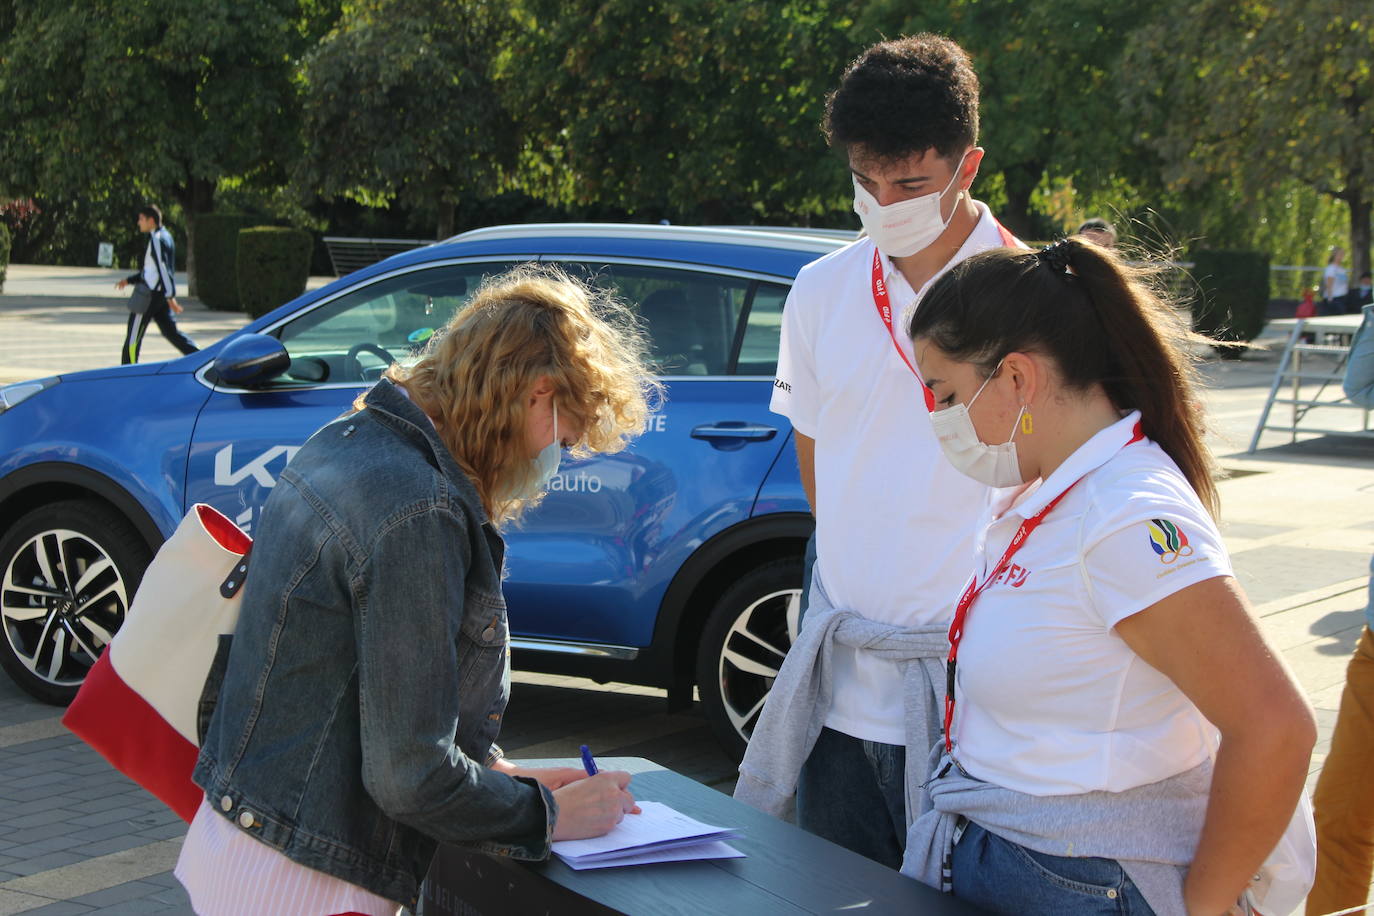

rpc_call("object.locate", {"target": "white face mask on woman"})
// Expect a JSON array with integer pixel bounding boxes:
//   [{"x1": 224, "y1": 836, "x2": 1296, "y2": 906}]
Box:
[
  {"x1": 929, "y1": 362, "x2": 1026, "y2": 488},
  {"x1": 505, "y1": 401, "x2": 562, "y2": 501},
  {"x1": 852, "y1": 151, "x2": 969, "y2": 258}
]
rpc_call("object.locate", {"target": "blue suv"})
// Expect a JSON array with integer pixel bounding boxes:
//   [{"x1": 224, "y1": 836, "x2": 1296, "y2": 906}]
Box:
[{"x1": 0, "y1": 224, "x2": 848, "y2": 757}]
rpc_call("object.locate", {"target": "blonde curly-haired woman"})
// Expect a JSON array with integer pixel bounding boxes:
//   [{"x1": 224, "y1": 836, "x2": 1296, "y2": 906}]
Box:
[{"x1": 176, "y1": 266, "x2": 662, "y2": 916}]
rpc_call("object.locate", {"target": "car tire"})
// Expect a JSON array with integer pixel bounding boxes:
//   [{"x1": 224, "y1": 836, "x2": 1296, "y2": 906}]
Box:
[
  {"x1": 695, "y1": 557, "x2": 804, "y2": 761},
  {"x1": 0, "y1": 500, "x2": 151, "y2": 705}
]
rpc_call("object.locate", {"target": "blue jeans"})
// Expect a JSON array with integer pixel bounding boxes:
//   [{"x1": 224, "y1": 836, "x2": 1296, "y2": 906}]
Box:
[
  {"x1": 952, "y1": 821, "x2": 1154, "y2": 915},
  {"x1": 796, "y1": 727, "x2": 907, "y2": 869}
]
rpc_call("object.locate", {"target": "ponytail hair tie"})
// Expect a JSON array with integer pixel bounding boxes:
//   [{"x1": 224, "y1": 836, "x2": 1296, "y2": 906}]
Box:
[{"x1": 1037, "y1": 239, "x2": 1075, "y2": 277}]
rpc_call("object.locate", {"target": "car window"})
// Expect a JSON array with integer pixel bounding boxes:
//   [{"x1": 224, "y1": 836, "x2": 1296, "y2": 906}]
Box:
[
  {"x1": 272, "y1": 261, "x2": 518, "y2": 384},
  {"x1": 735, "y1": 282, "x2": 788, "y2": 377},
  {"x1": 556, "y1": 261, "x2": 748, "y2": 376}
]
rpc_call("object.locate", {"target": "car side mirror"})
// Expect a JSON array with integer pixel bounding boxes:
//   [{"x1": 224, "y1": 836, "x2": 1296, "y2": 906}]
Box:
[{"x1": 212, "y1": 334, "x2": 290, "y2": 388}]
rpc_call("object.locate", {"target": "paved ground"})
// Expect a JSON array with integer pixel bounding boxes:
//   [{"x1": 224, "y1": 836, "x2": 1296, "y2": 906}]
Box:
[
  {"x1": 0, "y1": 264, "x2": 1372, "y2": 913},
  {"x1": 0, "y1": 265, "x2": 331, "y2": 384}
]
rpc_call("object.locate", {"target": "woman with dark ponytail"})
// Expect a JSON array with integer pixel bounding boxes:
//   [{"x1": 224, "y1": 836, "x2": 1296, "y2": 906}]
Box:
[{"x1": 903, "y1": 238, "x2": 1316, "y2": 915}]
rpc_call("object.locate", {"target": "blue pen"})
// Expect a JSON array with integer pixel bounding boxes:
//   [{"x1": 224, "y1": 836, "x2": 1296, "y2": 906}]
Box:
[{"x1": 579, "y1": 744, "x2": 599, "y2": 776}]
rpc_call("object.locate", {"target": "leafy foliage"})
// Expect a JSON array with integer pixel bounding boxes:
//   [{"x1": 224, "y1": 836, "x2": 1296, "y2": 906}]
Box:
[
  {"x1": 1190, "y1": 249, "x2": 1272, "y2": 350},
  {"x1": 502, "y1": 0, "x2": 862, "y2": 225},
  {"x1": 1123, "y1": 0, "x2": 1373, "y2": 276},
  {"x1": 0, "y1": 0, "x2": 1368, "y2": 278},
  {"x1": 0, "y1": 0, "x2": 311, "y2": 289},
  {"x1": 298, "y1": 0, "x2": 516, "y2": 239},
  {"x1": 194, "y1": 215, "x2": 261, "y2": 311},
  {"x1": 237, "y1": 227, "x2": 313, "y2": 318},
  {"x1": 7, "y1": 191, "x2": 160, "y2": 271},
  {"x1": 856, "y1": 0, "x2": 1158, "y2": 238}
]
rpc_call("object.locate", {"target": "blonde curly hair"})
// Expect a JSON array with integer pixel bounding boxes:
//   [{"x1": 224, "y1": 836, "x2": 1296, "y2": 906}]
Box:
[{"x1": 355, "y1": 264, "x2": 662, "y2": 525}]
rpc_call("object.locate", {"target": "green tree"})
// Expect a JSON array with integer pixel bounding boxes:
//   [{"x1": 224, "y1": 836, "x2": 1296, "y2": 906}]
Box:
[
  {"x1": 298, "y1": 0, "x2": 516, "y2": 240},
  {"x1": 0, "y1": 0, "x2": 305, "y2": 292},
  {"x1": 503, "y1": 0, "x2": 862, "y2": 226},
  {"x1": 856, "y1": 0, "x2": 1159, "y2": 238},
  {"x1": 1123, "y1": 0, "x2": 1373, "y2": 278}
]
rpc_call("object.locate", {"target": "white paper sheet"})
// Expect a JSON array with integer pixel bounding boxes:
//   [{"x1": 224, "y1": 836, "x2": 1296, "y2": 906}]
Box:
[
  {"x1": 551, "y1": 800, "x2": 744, "y2": 869},
  {"x1": 561, "y1": 840, "x2": 746, "y2": 870}
]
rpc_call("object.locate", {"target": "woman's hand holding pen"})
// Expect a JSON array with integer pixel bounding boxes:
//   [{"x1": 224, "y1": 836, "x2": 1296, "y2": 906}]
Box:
[
  {"x1": 551, "y1": 771, "x2": 640, "y2": 840},
  {"x1": 490, "y1": 757, "x2": 639, "y2": 839}
]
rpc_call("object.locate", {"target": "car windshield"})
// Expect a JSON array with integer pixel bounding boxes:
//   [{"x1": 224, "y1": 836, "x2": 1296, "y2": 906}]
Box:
[{"x1": 270, "y1": 261, "x2": 518, "y2": 384}]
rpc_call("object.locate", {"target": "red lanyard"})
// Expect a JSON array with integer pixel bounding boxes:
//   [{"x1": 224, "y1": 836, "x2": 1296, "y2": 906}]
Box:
[
  {"x1": 942, "y1": 421, "x2": 1145, "y2": 751},
  {"x1": 869, "y1": 222, "x2": 1019, "y2": 415},
  {"x1": 871, "y1": 249, "x2": 937, "y2": 411}
]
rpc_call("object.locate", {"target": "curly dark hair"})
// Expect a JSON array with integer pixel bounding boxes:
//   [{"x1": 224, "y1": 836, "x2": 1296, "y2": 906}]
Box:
[{"x1": 823, "y1": 34, "x2": 980, "y2": 166}]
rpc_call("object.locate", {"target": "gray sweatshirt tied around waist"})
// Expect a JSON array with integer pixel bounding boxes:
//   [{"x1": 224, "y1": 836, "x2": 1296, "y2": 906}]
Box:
[
  {"x1": 907, "y1": 747, "x2": 1210, "y2": 916},
  {"x1": 733, "y1": 572, "x2": 949, "y2": 844},
  {"x1": 735, "y1": 571, "x2": 1209, "y2": 916}
]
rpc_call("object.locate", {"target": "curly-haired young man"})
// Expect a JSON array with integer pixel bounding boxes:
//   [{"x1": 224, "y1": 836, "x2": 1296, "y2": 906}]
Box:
[{"x1": 736, "y1": 33, "x2": 1020, "y2": 875}]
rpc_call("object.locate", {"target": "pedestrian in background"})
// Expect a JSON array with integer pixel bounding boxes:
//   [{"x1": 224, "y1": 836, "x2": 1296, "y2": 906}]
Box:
[
  {"x1": 1322, "y1": 245, "x2": 1349, "y2": 317},
  {"x1": 1309, "y1": 300, "x2": 1374, "y2": 916},
  {"x1": 114, "y1": 204, "x2": 197, "y2": 364}
]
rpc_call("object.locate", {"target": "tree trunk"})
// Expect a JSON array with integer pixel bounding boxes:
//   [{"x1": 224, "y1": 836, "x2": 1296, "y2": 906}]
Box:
[
  {"x1": 1349, "y1": 192, "x2": 1371, "y2": 285},
  {"x1": 436, "y1": 200, "x2": 455, "y2": 241},
  {"x1": 175, "y1": 177, "x2": 216, "y2": 298},
  {"x1": 183, "y1": 209, "x2": 199, "y2": 300}
]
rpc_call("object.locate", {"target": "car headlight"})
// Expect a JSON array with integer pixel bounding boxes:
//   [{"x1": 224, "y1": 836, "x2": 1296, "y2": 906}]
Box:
[{"x1": 0, "y1": 377, "x2": 59, "y2": 415}]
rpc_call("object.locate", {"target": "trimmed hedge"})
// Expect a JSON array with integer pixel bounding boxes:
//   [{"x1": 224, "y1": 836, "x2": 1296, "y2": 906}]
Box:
[
  {"x1": 0, "y1": 223, "x2": 10, "y2": 294},
  {"x1": 1189, "y1": 249, "x2": 1270, "y2": 356},
  {"x1": 193, "y1": 214, "x2": 259, "y2": 310},
  {"x1": 237, "y1": 227, "x2": 312, "y2": 319}
]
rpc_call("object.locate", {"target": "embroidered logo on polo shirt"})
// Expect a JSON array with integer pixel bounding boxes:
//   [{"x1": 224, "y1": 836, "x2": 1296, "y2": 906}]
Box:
[{"x1": 1146, "y1": 519, "x2": 1193, "y2": 564}]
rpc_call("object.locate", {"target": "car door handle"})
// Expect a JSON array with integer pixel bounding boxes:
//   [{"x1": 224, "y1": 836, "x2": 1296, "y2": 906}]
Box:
[{"x1": 691, "y1": 422, "x2": 778, "y2": 450}]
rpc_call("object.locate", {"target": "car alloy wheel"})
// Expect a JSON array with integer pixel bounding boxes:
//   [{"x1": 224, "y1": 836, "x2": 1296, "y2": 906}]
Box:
[
  {"x1": 0, "y1": 501, "x2": 149, "y2": 704},
  {"x1": 696, "y1": 557, "x2": 804, "y2": 761}
]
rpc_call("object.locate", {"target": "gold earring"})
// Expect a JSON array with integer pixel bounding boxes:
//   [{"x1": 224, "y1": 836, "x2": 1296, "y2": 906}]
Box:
[{"x1": 1021, "y1": 410, "x2": 1033, "y2": 435}]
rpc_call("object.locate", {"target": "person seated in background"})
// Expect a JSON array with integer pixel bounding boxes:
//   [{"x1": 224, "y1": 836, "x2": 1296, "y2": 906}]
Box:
[
  {"x1": 1349, "y1": 271, "x2": 1373, "y2": 312},
  {"x1": 1074, "y1": 217, "x2": 1117, "y2": 248}
]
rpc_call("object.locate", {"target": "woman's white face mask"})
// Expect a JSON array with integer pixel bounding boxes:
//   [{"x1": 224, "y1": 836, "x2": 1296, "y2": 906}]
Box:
[
  {"x1": 504, "y1": 401, "x2": 562, "y2": 501},
  {"x1": 852, "y1": 151, "x2": 969, "y2": 258},
  {"x1": 929, "y1": 361, "x2": 1026, "y2": 488}
]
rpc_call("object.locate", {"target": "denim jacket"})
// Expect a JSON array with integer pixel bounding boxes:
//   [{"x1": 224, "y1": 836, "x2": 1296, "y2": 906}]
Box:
[{"x1": 193, "y1": 378, "x2": 555, "y2": 907}]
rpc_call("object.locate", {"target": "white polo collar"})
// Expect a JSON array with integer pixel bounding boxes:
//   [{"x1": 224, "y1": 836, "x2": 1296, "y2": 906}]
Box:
[{"x1": 1010, "y1": 410, "x2": 1145, "y2": 520}]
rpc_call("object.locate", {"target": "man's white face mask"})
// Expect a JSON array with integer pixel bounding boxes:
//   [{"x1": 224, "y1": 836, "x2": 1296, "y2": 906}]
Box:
[{"x1": 852, "y1": 151, "x2": 969, "y2": 258}]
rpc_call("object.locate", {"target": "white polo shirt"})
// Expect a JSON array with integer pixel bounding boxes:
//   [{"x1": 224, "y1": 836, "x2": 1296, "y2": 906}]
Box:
[
  {"x1": 771, "y1": 202, "x2": 1009, "y2": 744},
  {"x1": 951, "y1": 412, "x2": 1231, "y2": 796}
]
